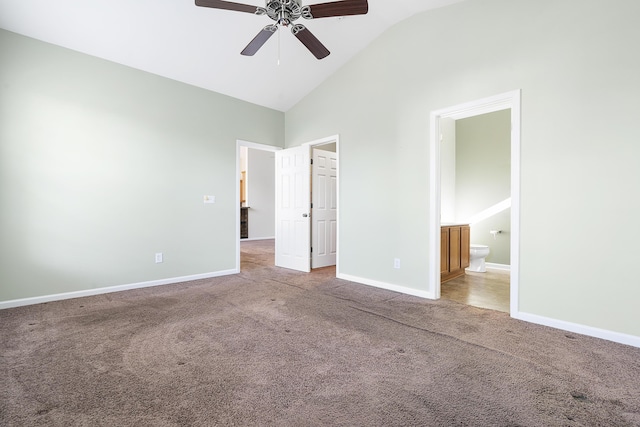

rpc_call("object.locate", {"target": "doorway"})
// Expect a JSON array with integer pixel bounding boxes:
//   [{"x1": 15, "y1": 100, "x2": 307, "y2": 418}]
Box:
[
  {"x1": 274, "y1": 135, "x2": 340, "y2": 274},
  {"x1": 429, "y1": 91, "x2": 521, "y2": 316},
  {"x1": 235, "y1": 140, "x2": 281, "y2": 272},
  {"x1": 440, "y1": 110, "x2": 511, "y2": 313}
]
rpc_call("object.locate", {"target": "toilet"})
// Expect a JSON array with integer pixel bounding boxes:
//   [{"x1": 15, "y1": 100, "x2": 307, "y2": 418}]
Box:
[{"x1": 467, "y1": 244, "x2": 490, "y2": 272}]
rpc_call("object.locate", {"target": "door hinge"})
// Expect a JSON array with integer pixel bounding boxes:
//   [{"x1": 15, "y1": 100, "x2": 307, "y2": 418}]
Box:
[
  {"x1": 311, "y1": 202, "x2": 313, "y2": 208},
  {"x1": 311, "y1": 247, "x2": 313, "y2": 253},
  {"x1": 310, "y1": 158, "x2": 313, "y2": 165}
]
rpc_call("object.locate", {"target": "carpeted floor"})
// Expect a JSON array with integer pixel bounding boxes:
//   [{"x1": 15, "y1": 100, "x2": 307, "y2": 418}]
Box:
[{"x1": 1, "y1": 239, "x2": 640, "y2": 426}]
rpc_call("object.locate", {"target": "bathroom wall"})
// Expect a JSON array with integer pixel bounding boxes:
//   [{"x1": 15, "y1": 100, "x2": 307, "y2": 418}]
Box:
[
  {"x1": 455, "y1": 110, "x2": 511, "y2": 265},
  {"x1": 246, "y1": 148, "x2": 275, "y2": 239}
]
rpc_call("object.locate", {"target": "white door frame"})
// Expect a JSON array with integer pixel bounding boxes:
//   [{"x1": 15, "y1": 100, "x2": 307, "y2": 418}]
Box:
[
  {"x1": 428, "y1": 90, "x2": 521, "y2": 315},
  {"x1": 235, "y1": 139, "x2": 281, "y2": 272},
  {"x1": 303, "y1": 134, "x2": 340, "y2": 275}
]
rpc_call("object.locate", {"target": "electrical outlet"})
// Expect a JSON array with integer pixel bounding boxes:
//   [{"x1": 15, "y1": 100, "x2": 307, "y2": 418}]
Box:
[
  {"x1": 394, "y1": 258, "x2": 401, "y2": 269},
  {"x1": 155, "y1": 253, "x2": 163, "y2": 263}
]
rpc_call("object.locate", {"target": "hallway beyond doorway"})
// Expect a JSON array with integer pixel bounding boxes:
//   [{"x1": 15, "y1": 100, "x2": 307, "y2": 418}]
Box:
[{"x1": 241, "y1": 239, "x2": 335, "y2": 278}]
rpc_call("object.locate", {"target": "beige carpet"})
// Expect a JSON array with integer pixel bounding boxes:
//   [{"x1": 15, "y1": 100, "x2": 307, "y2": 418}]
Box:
[{"x1": 1, "y1": 239, "x2": 639, "y2": 426}]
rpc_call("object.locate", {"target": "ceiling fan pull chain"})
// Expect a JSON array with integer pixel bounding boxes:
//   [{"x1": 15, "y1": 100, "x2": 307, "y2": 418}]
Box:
[{"x1": 277, "y1": 25, "x2": 281, "y2": 66}]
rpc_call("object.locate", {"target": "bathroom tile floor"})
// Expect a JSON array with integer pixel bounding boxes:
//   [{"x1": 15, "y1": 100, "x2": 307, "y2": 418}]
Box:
[{"x1": 441, "y1": 268, "x2": 510, "y2": 313}]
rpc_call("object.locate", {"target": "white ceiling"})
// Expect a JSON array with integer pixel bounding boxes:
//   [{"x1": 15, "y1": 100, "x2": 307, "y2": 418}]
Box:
[{"x1": 0, "y1": 0, "x2": 467, "y2": 111}]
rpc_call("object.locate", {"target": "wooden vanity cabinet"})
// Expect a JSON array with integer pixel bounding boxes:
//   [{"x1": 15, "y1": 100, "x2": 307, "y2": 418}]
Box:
[{"x1": 441, "y1": 224, "x2": 470, "y2": 283}]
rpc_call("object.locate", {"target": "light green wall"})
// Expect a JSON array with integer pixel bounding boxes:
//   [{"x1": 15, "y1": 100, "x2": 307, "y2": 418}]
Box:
[
  {"x1": 3, "y1": 0, "x2": 640, "y2": 341},
  {"x1": 0, "y1": 29, "x2": 284, "y2": 301},
  {"x1": 285, "y1": 0, "x2": 640, "y2": 337},
  {"x1": 456, "y1": 110, "x2": 511, "y2": 265}
]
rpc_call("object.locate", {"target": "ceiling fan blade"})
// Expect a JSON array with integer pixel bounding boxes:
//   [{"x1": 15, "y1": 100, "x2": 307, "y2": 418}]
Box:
[
  {"x1": 241, "y1": 25, "x2": 277, "y2": 56},
  {"x1": 195, "y1": 0, "x2": 260, "y2": 14},
  {"x1": 305, "y1": 0, "x2": 368, "y2": 19},
  {"x1": 292, "y1": 25, "x2": 330, "y2": 60}
]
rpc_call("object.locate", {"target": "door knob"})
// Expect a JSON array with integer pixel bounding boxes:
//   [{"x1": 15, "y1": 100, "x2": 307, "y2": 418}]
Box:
[{"x1": 302, "y1": 213, "x2": 308, "y2": 217}]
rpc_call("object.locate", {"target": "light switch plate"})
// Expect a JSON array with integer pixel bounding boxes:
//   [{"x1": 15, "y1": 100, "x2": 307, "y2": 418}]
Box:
[{"x1": 203, "y1": 195, "x2": 215, "y2": 204}]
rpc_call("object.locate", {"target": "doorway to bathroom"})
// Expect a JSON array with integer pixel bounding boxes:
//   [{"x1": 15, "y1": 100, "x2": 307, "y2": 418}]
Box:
[{"x1": 429, "y1": 91, "x2": 521, "y2": 316}]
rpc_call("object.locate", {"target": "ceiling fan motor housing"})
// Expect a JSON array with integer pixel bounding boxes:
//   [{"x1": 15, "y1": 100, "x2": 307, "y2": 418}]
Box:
[{"x1": 260, "y1": 0, "x2": 311, "y2": 26}]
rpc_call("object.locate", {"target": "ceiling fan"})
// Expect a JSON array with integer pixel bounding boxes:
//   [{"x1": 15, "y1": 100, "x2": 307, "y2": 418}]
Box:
[{"x1": 195, "y1": 0, "x2": 369, "y2": 59}]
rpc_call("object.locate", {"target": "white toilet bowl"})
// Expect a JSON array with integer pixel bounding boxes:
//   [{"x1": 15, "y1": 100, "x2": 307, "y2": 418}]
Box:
[{"x1": 467, "y1": 244, "x2": 490, "y2": 272}]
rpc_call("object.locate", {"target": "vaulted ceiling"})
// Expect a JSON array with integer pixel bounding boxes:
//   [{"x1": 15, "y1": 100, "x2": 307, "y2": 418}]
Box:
[{"x1": 0, "y1": 0, "x2": 468, "y2": 111}]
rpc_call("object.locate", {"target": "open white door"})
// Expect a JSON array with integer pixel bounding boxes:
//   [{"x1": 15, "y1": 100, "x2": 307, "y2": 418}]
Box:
[
  {"x1": 312, "y1": 149, "x2": 337, "y2": 268},
  {"x1": 275, "y1": 146, "x2": 311, "y2": 272}
]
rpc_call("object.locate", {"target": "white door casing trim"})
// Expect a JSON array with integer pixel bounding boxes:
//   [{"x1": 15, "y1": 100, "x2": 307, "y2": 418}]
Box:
[{"x1": 428, "y1": 90, "x2": 521, "y2": 314}]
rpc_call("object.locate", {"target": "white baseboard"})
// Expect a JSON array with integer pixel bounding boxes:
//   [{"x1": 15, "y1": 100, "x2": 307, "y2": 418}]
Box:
[
  {"x1": 337, "y1": 273, "x2": 640, "y2": 349},
  {"x1": 514, "y1": 311, "x2": 640, "y2": 349},
  {"x1": 337, "y1": 273, "x2": 433, "y2": 299},
  {"x1": 0, "y1": 269, "x2": 238, "y2": 310},
  {"x1": 241, "y1": 236, "x2": 275, "y2": 241},
  {"x1": 6, "y1": 268, "x2": 637, "y2": 349},
  {"x1": 485, "y1": 263, "x2": 510, "y2": 271}
]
